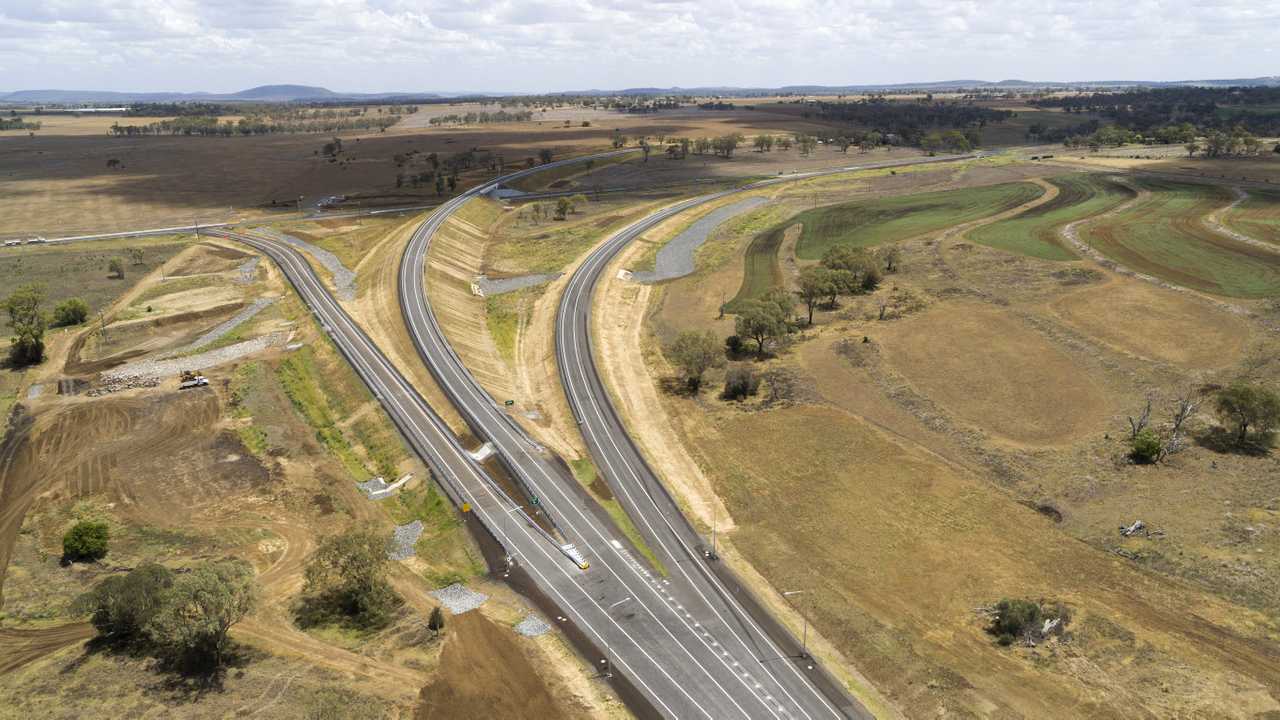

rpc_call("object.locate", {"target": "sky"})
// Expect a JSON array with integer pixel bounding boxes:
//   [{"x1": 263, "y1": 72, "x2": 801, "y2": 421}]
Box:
[{"x1": 0, "y1": 0, "x2": 1276, "y2": 93}]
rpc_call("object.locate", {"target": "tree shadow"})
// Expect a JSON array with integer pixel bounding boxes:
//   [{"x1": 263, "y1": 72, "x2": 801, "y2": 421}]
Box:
[
  {"x1": 1196, "y1": 427, "x2": 1274, "y2": 457},
  {"x1": 657, "y1": 376, "x2": 699, "y2": 397}
]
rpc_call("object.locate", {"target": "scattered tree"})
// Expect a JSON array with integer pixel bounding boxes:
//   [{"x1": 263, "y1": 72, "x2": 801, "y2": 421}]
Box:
[
  {"x1": 1127, "y1": 398, "x2": 1152, "y2": 440},
  {"x1": 538, "y1": 148, "x2": 554, "y2": 164},
  {"x1": 63, "y1": 519, "x2": 110, "y2": 563},
  {"x1": 301, "y1": 526, "x2": 399, "y2": 629},
  {"x1": 797, "y1": 266, "x2": 837, "y2": 324},
  {"x1": 734, "y1": 299, "x2": 788, "y2": 355},
  {"x1": 108, "y1": 257, "x2": 125, "y2": 279},
  {"x1": 128, "y1": 247, "x2": 145, "y2": 266},
  {"x1": 666, "y1": 330, "x2": 724, "y2": 391},
  {"x1": 554, "y1": 196, "x2": 573, "y2": 220},
  {"x1": 4, "y1": 283, "x2": 47, "y2": 366},
  {"x1": 51, "y1": 297, "x2": 90, "y2": 327},
  {"x1": 1215, "y1": 382, "x2": 1280, "y2": 446}
]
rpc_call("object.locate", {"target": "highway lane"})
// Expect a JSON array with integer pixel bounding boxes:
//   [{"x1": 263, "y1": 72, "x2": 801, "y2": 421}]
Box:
[
  {"x1": 211, "y1": 225, "x2": 788, "y2": 719},
  {"x1": 397, "y1": 153, "x2": 981, "y2": 718}
]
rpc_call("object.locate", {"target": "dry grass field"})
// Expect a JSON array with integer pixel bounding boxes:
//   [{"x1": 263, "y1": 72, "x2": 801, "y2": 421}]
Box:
[{"x1": 596, "y1": 156, "x2": 1280, "y2": 718}]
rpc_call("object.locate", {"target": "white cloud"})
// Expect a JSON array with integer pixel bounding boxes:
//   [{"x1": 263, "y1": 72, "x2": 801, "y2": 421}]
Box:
[{"x1": 0, "y1": 0, "x2": 1276, "y2": 92}]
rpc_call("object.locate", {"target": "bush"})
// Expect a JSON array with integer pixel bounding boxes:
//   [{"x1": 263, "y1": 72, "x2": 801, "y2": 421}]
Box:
[
  {"x1": 725, "y1": 335, "x2": 745, "y2": 355},
  {"x1": 1130, "y1": 428, "x2": 1163, "y2": 464},
  {"x1": 990, "y1": 598, "x2": 1041, "y2": 644},
  {"x1": 75, "y1": 562, "x2": 173, "y2": 641},
  {"x1": 721, "y1": 365, "x2": 760, "y2": 401},
  {"x1": 63, "y1": 520, "x2": 109, "y2": 562},
  {"x1": 51, "y1": 297, "x2": 90, "y2": 327}
]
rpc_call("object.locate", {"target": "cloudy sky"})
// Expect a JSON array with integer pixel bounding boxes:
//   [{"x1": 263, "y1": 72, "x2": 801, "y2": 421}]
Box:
[{"x1": 1, "y1": 0, "x2": 1276, "y2": 93}]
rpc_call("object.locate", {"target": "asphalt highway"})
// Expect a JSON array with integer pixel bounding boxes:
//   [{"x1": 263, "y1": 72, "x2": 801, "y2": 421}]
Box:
[
  {"x1": 214, "y1": 225, "x2": 789, "y2": 719},
  {"x1": 395, "y1": 153, "x2": 973, "y2": 719}
]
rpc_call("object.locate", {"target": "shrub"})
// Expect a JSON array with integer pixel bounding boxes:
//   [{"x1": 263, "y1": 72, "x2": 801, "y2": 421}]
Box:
[
  {"x1": 990, "y1": 598, "x2": 1041, "y2": 645},
  {"x1": 62, "y1": 520, "x2": 109, "y2": 562},
  {"x1": 1130, "y1": 428, "x2": 1163, "y2": 464},
  {"x1": 724, "y1": 335, "x2": 745, "y2": 355},
  {"x1": 51, "y1": 297, "x2": 90, "y2": 327},
  {"x1": 721, "y1": 365, "x2": 760, "y2": 401}
]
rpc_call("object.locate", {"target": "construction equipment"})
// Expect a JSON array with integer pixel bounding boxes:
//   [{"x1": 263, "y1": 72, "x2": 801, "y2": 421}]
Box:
[{"x1": 179, "y1": 369, "x2": 209, "y2": 389}]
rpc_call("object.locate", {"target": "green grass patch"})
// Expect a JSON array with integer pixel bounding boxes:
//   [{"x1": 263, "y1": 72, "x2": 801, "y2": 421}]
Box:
[
  {"x1": 389, "y1": 484, "x2": 485, "y2": 586},
  {"x1": 350, "y1": 416, "x2": 405, "y2": 480},
  {"x1": 968, "y1": 175, "x2": 1135, "y2": 260},
  {"x1": 1225, "y1": 189, "x2": 1280, "y2": 246},
  {"x1": 276, "y1": 346, "x2": 371, "y2": 480},
  {"x1": 793, "y1": 181, "x2": 1045, "y2": 260},
  {"x1": 453, "y1": 197, "x2": 504, "y2": 230},
  {"x1": 485, "y1": 289, "x2": 534, "y2": 363},
  {"x1": 1083, "y1": 179, "x2": 1280, "y2": 298},
  {"x1": 569, "y1": 458, "x2": 667, "y2": 575}
]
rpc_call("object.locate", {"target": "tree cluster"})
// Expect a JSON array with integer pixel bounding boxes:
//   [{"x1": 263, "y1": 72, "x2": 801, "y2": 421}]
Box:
[
  {"x1": 987, "y1": 598, "x2": 1070, "y2": 647},
  {"x1": 427, "y1": 110, "x2": 533, "y2": 126},
  {"x1": 804, "y1": 98, "x2": 1011, "y2": 147},
  {"x1": 1031, "y1": 86, "x2": 1280, "y2": 136},
  {"x1": 76, "y1": 559, "x2": 256, "y2": 670},
  {"x1": 795, "y1": 246, "x2": 883, "y2": 324}
]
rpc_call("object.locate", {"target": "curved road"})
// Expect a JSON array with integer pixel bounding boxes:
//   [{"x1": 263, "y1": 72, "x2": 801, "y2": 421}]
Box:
[{"x1": 400, "y1": 151, "x2": 977, "y2": 718}]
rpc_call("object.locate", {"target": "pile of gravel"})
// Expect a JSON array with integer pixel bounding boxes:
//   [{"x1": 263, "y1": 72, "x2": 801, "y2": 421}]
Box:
[
  {"x1": 87, "y1": 376, "x2": 161, "y2": 397},
  {"x1": 253, "y1": 227, "x2": 356, "y2": 301},
  {"x1": 236, "y1": 257, "x2": 260, "y2": 285},
  {"x1": 164, "y1": 298, "x2": 275, "y2": 357},
  {"x1": 475, "y1": 273, "x2": 561, "y2": 296},
  {"x1": 431, "y1": 583, "x2": 488, "y2": 615},
  {"x1": 514, "y1": 614, "x2": 551, "y2": 637},
  {"x1": 102, "y1": 333, "x2": 286, "y2": 387},
  {"x1": 388, "y1": 520, "x2": 423, "y2": 561}
]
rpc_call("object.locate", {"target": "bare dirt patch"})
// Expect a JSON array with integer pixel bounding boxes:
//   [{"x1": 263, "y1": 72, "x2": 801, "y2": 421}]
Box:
[
  {"x1": 1051, "y1": 278, "x2": 1252, "y2": 369},
  {"x1": 875, "y1": 301, "x2": 1112, "y2": 445}
]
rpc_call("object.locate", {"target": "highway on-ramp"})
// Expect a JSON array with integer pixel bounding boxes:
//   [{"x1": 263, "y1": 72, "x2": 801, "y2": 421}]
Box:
[
  {"x1": 399, "y1": 152, "x2": 975, "y2": 718},
  {"x1": 214, "y1": 221, "x2": 828, "y2": 719}
]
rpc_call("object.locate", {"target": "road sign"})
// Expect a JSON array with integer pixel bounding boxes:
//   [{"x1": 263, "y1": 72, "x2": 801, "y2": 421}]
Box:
[
  {"x1": 530, "y1": 497, "x2": 539, "y2": 506},
  {"x1": 461, "y1": 502, "x2": 471, "y2": 513}
]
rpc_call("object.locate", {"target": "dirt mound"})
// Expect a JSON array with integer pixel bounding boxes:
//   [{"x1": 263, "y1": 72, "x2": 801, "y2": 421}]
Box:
[
  {"x1": 165, "y1": 242, "x2": 251, "y2": 277},
  {"x1": 415, "y1": 612, "x2": 590, "y2": 720},
  {"x1": 876, "y1": 301, "x2": 1110, "y2": 445},
  {"x1": 1051, "y1": 278, "x2": 1251, "y2": 368}
]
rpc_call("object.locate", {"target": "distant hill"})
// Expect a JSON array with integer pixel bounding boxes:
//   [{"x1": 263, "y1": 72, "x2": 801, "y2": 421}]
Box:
[
  {"x1": 3, "y1": 77, "x2": 1279, "y2": 105},
  {"x1": 0, "y1": 85, "x2": 443, "y2": 104}
]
